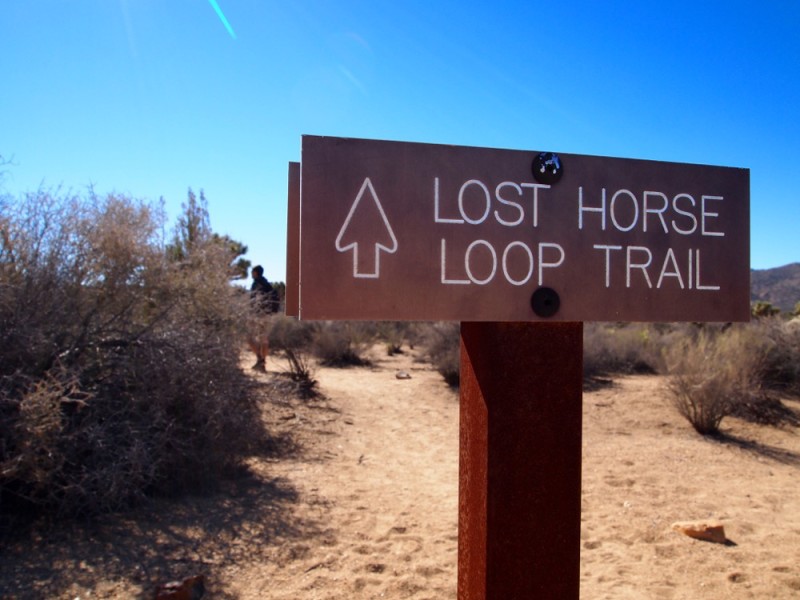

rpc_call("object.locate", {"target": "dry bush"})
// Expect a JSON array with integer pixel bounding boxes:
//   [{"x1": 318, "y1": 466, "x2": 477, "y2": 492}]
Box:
[
  {"x1": 583, "y1": 323, "x2": 663, "y2": 379},
  {"x1": 664, "y1": 327, "x2": 768, "y2": 435},
  {"x1": 419, "y1": 321, "x2": 666, "y2": 390},
  {"x1": 420, "y1": 322, "x2": 460, "y2": 388},
  {"x1": 723, "y1": 318, "x2": 800, "y2": 426},
  {"x1": 268, "y1": 315, "x2": 318, "y2": 396},
  {"x1": 0, "y1": 190, "x2": 265, "y2": 519},
  {"x1": 311, "y1": 321, "x2": 373, "y2": 366},
  {"x1": 373, "y1": 321, "x2": 423, "y2": 355},
  {"x1": 758, "y1": 318, "x2": 800, "y2": 396}
]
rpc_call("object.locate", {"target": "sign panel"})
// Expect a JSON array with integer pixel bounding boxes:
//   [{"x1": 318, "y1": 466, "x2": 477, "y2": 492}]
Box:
[
  {"x1": 285, "y1": 161, "x2": 300, "y2": 317},
  {"x1": 297, "y1": 136, "x2": 749, "y2": 322}
]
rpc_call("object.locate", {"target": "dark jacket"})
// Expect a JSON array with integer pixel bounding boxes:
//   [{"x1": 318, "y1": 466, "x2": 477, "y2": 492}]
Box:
[{"x1": 251, "y1": 276, "x2": 279, "y2": 313}]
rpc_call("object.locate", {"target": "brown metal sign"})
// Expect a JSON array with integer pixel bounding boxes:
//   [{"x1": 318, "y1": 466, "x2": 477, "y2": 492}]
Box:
[
  {"x1": 285, "y1": 161, "x2": 300, "y2": 317},
  {"x1": 295, "y1": 136, "x2": 749, "y2": 322}
]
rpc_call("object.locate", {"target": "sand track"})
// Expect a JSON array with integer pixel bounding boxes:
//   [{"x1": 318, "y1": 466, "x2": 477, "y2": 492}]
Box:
[{"x1": 1, "y1": 346, "x2": 799, "y2": 599}]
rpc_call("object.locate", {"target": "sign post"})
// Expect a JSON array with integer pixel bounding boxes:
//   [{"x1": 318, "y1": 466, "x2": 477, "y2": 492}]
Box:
[
  {"x1": 291, "y1": 135, "x2": 750, "y2": 599},
  {"x1": 459, "y1": 321, "x2": 583, "y2": 599}
]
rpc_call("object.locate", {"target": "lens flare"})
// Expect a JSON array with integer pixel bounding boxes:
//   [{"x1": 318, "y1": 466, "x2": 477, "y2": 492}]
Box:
[{"x1": 207, "y1": 0, "x2": 236, "y2": 39}]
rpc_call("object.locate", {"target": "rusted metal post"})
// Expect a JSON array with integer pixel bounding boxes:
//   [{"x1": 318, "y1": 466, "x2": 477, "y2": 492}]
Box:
[{"x1": 458, "y1": 321, "x2": 583, "y2": 599}]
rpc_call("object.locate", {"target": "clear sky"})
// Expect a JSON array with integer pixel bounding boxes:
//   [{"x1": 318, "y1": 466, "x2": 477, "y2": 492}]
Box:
[{"x1": 2, "y1": 0, "x2": 798, "y2": 280}]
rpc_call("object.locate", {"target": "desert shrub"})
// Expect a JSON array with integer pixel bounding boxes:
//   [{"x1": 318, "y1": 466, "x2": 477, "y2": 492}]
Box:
[
  {"x1": 664, "y1": 326, "x2": 768, "y2": 435},
  {"x1": 583, "y1": 323, "x2": 663, "y2": 379},
  {"x1": 421, "y1": 322, "x2": 460, "y2": 388},
  {"x1": 0, "y1": 190, "x2": 265, "y2": 518},
  {"x1": 374, "y1": 321, "x2": 421, "y2": 355},
  {"x1": 419, "y1": 321, "x2": 667, "y2": 390},
  {"x1": 757, "y1": 318, "x2": 800, "y2": 397},
  {"x1": 268, "y1": 315, "x2": 318, "y2": 396},
  {"x1": 311, "y1": 321, "x2": 373, "y2": 366},
  {"x1": 269, "y1": 314, "x2": 316, "y2": 352},
  {"x1": 376, "y1": 321, "x2": 406, "y2": 356},
  {"x1": 752, "y1": 300, "x2": 780, "y2": 318}
]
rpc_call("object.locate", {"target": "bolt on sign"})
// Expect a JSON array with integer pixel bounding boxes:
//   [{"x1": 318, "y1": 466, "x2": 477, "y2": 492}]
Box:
[{"x1": 292, "y1": 136, "x2": 750, "y2": 322}]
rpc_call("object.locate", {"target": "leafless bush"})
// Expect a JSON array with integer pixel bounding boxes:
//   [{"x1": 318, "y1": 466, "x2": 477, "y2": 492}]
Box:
[
  {"x1": 373, "y1": 321, "x2": 422, "y2": 355},
  {"x1": 420, "y1": 322, "x2": 460, "y2": 388},
  {"x1": 311, "y1": 321, "x2": 373, "y2": 366},
  {"x1": 664, "y1": 327, "x2": 768, "y2": 435},
  {"x1": 758, "y1": 317, "x2": 800, "y2": 396},
  {"x1": 0, "y1": 190, "x2": 265, "y2": 518},
  {"x1": 268, "y1": 315, "x2": 318, "y2": 396},
  {"x1": 583, "y1": 323, "x2": 663, "y2": 379}
]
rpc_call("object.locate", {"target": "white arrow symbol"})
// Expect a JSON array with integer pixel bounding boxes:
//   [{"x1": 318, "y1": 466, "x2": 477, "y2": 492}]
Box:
[{"x1": 335, "y1": 178, "x2": 398, "y2": 278}]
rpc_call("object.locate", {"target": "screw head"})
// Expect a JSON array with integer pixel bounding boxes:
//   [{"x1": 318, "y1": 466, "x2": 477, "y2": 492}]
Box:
[
  {"x1": 532, "y1": 152, "x2": 563, "y2": 185},
  {"x1": 531, "y1": 287, "x2": 560, "y2": 318}
]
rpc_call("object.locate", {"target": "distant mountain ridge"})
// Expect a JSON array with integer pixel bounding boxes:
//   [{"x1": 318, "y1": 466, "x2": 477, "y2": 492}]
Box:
[{"x1": 751, "y1": 263, "x2": 800, "y2": 313}]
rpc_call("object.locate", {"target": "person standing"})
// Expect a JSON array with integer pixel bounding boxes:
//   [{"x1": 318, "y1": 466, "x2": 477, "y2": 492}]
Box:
[{"x1": 248, "y1": 265, "x2": 279, "y2": 371}]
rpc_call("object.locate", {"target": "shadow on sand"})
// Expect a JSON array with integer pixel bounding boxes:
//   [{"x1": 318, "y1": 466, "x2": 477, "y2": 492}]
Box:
[
  {"x1": 0, "y1": 465, "x2": 324, "y2": 599},
  {"x1": 0, "y1": 377, "x2": 336, "y2": 599},
  {"x1": 713, "y1": 432, "x2": 800, "y2": 466}
]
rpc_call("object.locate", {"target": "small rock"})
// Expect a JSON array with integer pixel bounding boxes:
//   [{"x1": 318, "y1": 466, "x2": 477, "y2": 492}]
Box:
[
  {"x1": 395, "y1": 371, "x2": 411, "y2": 379},
  {"x1": 154, "y1": 574, "x2": 205, "y2": 600},
  {"x1": 671, "y1": 520, "x2": 727, "y2": 544}
]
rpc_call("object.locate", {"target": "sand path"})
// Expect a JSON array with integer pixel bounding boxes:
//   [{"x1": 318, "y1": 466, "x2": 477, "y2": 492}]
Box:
[
  {"x1": 1, "y1": 345, "x2": 799, "y2": 599},
  {"x1": 240, "y1": 348, "x2": 460, "y2": 599},
  {"x1": 241, "y1": 347, "x2": 800, "y2": 599}
]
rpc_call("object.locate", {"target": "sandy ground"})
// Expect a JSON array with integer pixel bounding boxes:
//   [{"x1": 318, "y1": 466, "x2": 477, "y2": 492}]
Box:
[{"x1": 1, "y1": 345, "x2": 799, "y2": 599}]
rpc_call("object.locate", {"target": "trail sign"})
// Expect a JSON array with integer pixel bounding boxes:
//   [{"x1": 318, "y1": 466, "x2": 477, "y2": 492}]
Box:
[{"x1": 295, "y1": 136, "x2": 749, "y2": 322}]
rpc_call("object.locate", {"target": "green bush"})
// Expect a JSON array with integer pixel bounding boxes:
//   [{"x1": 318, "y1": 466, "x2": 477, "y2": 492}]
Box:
[
  {"x1": 0, "y1": 190, "x2": 265, "y2": 518},
  {"x1": 752, "y1": 300, "x2": 780, "y2": 318}
]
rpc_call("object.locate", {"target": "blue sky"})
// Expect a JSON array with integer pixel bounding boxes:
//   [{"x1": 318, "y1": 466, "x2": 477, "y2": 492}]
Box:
[{"x1": 2, "y1": 0, "x2": 798, "y2": 280}]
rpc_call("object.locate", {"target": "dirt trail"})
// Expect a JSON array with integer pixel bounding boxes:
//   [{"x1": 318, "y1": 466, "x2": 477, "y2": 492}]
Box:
[
  {"x1": 237, "y1": 347, "x2": 460, "y2": 599},
  {"x1": 231, "y1": 348, "x2": 800, "y2": 599},
  {"x1": 1, "y1": 345, "x2": 800, "y2": 599}
]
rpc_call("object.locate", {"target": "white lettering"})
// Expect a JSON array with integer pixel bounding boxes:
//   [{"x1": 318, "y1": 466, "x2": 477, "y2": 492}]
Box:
[
  {"x1": 626, "y1": 246, "x2": 653, "y2": 288},
  {"x1": 594, "y1": 245, "x2": 623, "y2": 288},
  {"x1": 520, "y1": 183, "x2": 549, "y2": 227},
  {"x1": 701, "y1": 195, "x2": 724, "y2": 237},
  {"x1": 434, "y1": 177, "x2": 464, "y2": 224},
  {"x1": 656, "y1": 248, "x2": 684, "y2": 289},
  {"x1": 579, "y1": 186, "x2": 606, "y2": 230},
  {"x1": 441, "y1": 239, "x2": 567, "y2": 286},
  {"x1": 538, "y1": 243, "x2": 565, "y2": 285},
  {"x1": 458, "y1": 180, "x2": 491, "y2": 225},
  {"x1": 502, "y1": 241, "x2": 534, "y2": 286},
  {"x1": 671, "y1": 193, "x2": 697, "y2": 235},
  {"x1": 610, "y1": 189, "x2": 639, "y2": 232},
  {"x1": 440, "y1": 239, "x2": 470, "y2": 284},
  {"x1": 464, "y1": 239, "x2": 497, "y2": 285},
  {"x1": 643, "y1": 191, "x2": 669, "y2": 233},
  {"x1": 695, "y1": 249, "x2": 720, "y2": 290},
  {"x1": 579, "y1": 188, "x2": 723, "y2": 237},
  {"x1": 494, "y1": 182, "x2": 525, "y2": 227}
]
